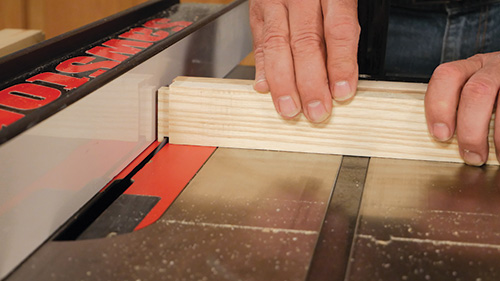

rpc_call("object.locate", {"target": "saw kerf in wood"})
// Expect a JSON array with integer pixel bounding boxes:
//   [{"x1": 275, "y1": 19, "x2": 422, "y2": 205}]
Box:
[{"x1": 158, "y1": 76, "x2": 498, "y2": 165}]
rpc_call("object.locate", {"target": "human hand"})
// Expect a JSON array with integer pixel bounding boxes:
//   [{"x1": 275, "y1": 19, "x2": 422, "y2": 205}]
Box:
[
  {"x1": 425, "y1": 52, "x2": 500, "y2": 166},
  {"x1": 249, "y1": 0, "x2": 360, "y2": 123}
]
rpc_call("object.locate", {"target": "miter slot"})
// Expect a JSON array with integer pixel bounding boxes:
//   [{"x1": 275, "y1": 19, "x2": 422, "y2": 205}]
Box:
[{"x1": 306, "y1": 156, "x2": 370, "y2": 281}]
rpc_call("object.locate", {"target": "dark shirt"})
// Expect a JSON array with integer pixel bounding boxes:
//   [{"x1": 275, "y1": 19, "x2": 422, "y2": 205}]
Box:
[
  {"x1": 392, "y1": 0, "x2": 500, "y2": 11},
  {"x1": 384, "y1": 0, "x2": 500, "y2": 78}
]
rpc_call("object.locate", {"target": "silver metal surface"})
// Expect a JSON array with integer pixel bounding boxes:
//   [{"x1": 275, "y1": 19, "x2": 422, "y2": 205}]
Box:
[
  {"x1": 7, "y1": 148, "x2": 341, "y2": 281},
  {"x1": 0, "y1": 2, "x2": 252, "y2": 278},
  {"x1": 346, "y1": 158, "x2": 500, "y2": 280}
]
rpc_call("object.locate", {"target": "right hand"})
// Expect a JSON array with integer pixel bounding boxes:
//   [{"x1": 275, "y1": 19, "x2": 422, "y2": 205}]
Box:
[
  {"x1": 249, "y1": 0, "x2": 360, "y2": 123},
  {"x1": 425, "y1": 52, "x2": 500, "y2": 166}
]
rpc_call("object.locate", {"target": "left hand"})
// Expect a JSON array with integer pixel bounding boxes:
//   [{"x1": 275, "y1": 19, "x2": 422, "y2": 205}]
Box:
[
  {"x1": 249, "y1": 0, "x2": 360, "y2": 123},
  {"x1": 425, "y1": 51, "x2": 500, "y2": 166}
]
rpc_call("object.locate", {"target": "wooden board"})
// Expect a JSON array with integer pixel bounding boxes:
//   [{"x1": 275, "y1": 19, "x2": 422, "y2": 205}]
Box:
[
  {"x1": 0, "y1": 28, "x2": 44, "y2": 57},
  {"x1": 159, "y1": 77, "x2": 498, "y2": 165}
]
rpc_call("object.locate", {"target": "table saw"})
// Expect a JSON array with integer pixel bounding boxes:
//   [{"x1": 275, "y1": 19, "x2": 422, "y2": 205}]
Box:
[{"x1": 1, "y1": 0, "x2": 500, "y2": 280}]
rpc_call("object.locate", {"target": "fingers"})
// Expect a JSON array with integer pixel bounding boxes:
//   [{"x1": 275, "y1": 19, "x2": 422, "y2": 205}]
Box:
[
  {"x1": 425, "y1": 58, "x2": 483, "y2": 142},
  {"x1": 426, "y1": 53, "x2": 500, "y2": 166},
  {"x1": 258, "y1": 1, "x2": 302, "y2": 119},
  {"x1": 251, "y1": 0, "x2": 333, "y2": 122},
  {"x1": 289, "y1": 0, "x2": 331, "y2": 122},
  {"x1": 456, "y1": 55, "x2": 500, "y2": 166},
  {"x1": 249, "y1": 0, "x2": 269, "y2": 93},
  {"x1": 495, "y1": 97, "x2": 500, "y2": 162},
  {"x1": 251, "y1": 0, "x2": 361, "y2": 122},
  {"x1": 322, "y1": 0, "x2": 360, "y2": 101}
]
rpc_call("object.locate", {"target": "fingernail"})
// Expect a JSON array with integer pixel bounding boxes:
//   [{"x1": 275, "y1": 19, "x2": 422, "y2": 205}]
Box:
[
  {"x1": 254, "y1": 79, "x2": 269, "y2": 93},
  {"x1": 432, "y1": 123, "x2": 451, "y2": 141},
  {"x1": 334, "y1": 81, "x2": 353, "y2": 101},
  {"x1": 463, "y1": 150, "x2": 484, "y2": 166},
  {"x1": 307, "y1": 100, "x2": 329, "y2": 123},
  {"x1": 277, "y1": 96, "x2": 300, "y2": 118}
]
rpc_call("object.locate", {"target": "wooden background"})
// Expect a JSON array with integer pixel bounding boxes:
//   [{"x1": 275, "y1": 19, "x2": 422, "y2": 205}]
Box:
[{"x1": 0, "y1": 0, "x2": 232, "y2": 39}]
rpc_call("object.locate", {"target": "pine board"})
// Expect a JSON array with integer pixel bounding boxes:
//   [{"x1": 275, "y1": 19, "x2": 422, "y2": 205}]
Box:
[
  {"x1": 159, "y1": 76, "x2": 498, "y2": 165},
  {"x1": 0, "y1": 28, "x2": 44, "y2": 57}
]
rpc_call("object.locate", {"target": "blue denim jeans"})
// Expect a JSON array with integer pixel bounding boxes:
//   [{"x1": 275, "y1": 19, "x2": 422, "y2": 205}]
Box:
[{"x1": 385, "y1": 0, "x2": 500, "y2": 78}]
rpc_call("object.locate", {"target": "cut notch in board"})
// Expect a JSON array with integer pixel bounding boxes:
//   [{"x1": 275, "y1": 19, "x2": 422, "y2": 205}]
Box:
[{"x1": 158, "y1": 76, "x2": 498, "y2": 165}]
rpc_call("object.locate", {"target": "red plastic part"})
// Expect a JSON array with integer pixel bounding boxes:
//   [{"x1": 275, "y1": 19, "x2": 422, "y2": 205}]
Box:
[{"x1": 125, "y1": 144, "x2": 215, "y2": 230}]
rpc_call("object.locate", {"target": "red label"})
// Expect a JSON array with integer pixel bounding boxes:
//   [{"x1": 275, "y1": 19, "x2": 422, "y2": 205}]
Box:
[
  {"x1": 0, "y1": 109, "x2": 24, "y2": 129},
  {"x1": 86, "y1": 39, "x2": 153, "y2": 62},
  {"x1": 27, "y1": 73, "x2": 90, "y2": 90},
  {"x1": 0, "y1": 84, "x2": 61, "y2": 110},
  {"x1": 119, "y1": 27, "x2": 170, "y2": 42},
  {"x1": 56, "y1": 56, "x2": 120, "y2": 75},
  {"x1": 0, "y1": 17, "x2": 194, "y2": 137}
]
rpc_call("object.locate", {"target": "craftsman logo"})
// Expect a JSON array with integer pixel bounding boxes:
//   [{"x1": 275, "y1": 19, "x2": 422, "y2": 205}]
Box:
[{"x1": 0, "y1": 18, "x2": 191, "y2": 135}]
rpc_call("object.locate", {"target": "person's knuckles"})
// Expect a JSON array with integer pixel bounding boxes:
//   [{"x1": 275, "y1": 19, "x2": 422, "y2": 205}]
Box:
[
  {"x1": 249, "y1": 1, "x2": 262, "y2": 18},
  {"x1": 258, "y1": 1, "x2": 290, "y2": 49},
  {"x1": 324, "y1": 14, "x2": 360, "y2": 43},
  {"x1": 290, "y1": 31, "x2": 324, "y2": 57},
  {"x1": 328, "y1": 56, "x2": 357, "y2": 72},
  {"x1": 466, "y1": 53, "x2": 489, "y2": 65},
  {"x1": 261, "y1": 25, "x2": 290, "y2": 52},
  {"x1": 325, "y1": 33, "x2": 358, "y2": 81},
  {"x1": 461, "y1": 77, "x2": 498, "y2": 104},
  {"x1": 431, "y1": 62, "x2": 469, "y2": 84}
]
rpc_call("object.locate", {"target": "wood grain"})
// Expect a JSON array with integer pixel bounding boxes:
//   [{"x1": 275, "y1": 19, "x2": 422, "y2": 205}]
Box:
[
  {"x1": 159, "y1": 77, "x2": 498, "y2": 165},
  {"x1": 0, "y1": 28, "x2": 44, "y2": 57}
]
